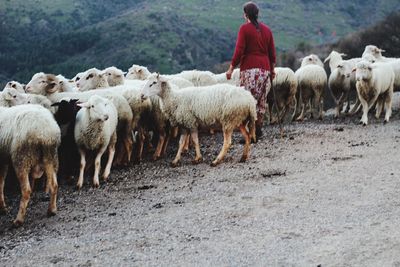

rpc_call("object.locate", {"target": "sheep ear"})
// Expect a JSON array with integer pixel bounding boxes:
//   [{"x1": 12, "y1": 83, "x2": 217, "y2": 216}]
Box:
[
  {"x1": 379, "y1": 49, "x2": 386, "y2": 53},
  {"x1": 138, "y1": 69, "x2": 142, "y2": 73},
  {"x1": 122, "y1": 71, "x2": 127, "y2": 75},
  {"x1": 323, "y1": 55, "x2": 331, "y2": 63},
  {"x1": 351, "y1": 68, "x2": 356, "y2": 73},
  {"x1": 156, "y1": 72, "x2": 160, "y2": 79},
  {"x1": 341, "y1": 53, "x2": 347, "y2": 58},
  {"x1": 77, "y1": 102, "x2": 89, "y2": 108},
  {"x1": 70, "y1": 99, "x2": 79, "y2": 104},
  {"x1": 45, "y1": 82, "x2": 58, "y2": 93},
  {"x1": 51, "y1": 102, "x2": 61, "y2": 107}
]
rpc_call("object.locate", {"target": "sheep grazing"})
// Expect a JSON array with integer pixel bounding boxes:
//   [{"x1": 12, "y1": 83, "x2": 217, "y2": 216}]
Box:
[
  {"x1": 141, "y1": 73, "x2": 257, "y2": 167},
  {"x1": 267, "y1": 67, "x2": 298, "y2": 123},
  {"x1": 354, "y1": 60, "x2": 395, "y2": 125},
  {"x1": 103, "y1": 66, "x2": 126, "y2": 87},
  {"x1": 0, "y1": 104, "x2": 60, "y2": 226},
  {"x1": 4, "y1": 81, "x2": 25, "y2": 93},
  {"x1": 295, "y1": 55, "x2": 327, "y2": 120},
  {"x1": 74, "y1": 95, "x2": 118, "y2": 189}
]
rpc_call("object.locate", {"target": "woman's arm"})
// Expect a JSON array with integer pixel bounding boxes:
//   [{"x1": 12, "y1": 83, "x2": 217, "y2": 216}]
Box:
[{"x1": 227, "y1": 26, "x2": 246, "y2": 79}]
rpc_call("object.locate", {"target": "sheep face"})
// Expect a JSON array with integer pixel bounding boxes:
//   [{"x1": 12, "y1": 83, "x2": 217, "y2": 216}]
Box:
[
  {"x1": 126, "y1": 65, "x2": 150, "y2": 80},
  {"x1": 78, "y1": 95, "x2": 111, "y2": 122},
  {"x1": 77, "y1": 68, "x2": 106, "y2": 91},
  {"x1": 4, "y1": 81, "x2": 25, "y2": 93},
  {"x1": 1, "y1": 87, "x2": 20, "y2": 105},
  {"x1": 355, "y1": 61, "x2": 373, "y2": 82},
  {"x1": 25, "y1": 74, "x2": 60, "y2": 95},
  {"x1": 103, "y1": 66, "x2": 125, "y2": 86},
  {"x1": 141, "y1": 74, "x2": 167, "y2": 99},
  {"x1": 363, "y1": 45, "x2": 384, "y2": 58}
]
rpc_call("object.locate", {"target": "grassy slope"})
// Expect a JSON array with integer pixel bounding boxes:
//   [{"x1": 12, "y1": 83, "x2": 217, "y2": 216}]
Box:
[{"x1": 0, "y1": 0, "x2": 399, "y2": 85}]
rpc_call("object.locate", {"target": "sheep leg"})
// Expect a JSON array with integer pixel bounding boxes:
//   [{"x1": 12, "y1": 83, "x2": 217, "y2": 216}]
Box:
[
  {"x1": 190, "y1": 130, "x2": 203, "y2": 164},
  {"x1": 93, "y1": 147, "x2": 107, "y2": 188},
  {"x1": 335, "y1": 93, "x2": 345, "y2": 118},
  {"x1": 161, "y1": 131, "x2": 171, "y2": 156},
  {"x1": 77, "y1": 149, "x2": 86, "y2": 190},
  {"x1": 171, "y1": 132, "x2": 189, "y2": 167},
  {"x1": 318, "y1": 92, "x2": 324, "y2": 120},
  {"x1": 183, "y1": 134, "x2": 190, "y2": 153},
  {"x1": 103, "y1": 143, "x2": 116, "y2": 181},
  {"x1": 14, "y1": 168, "x2": 31, "y2": 226},
  {"x1": 0, "y1": 164, "x2": 8, "y2": 213},
  {"x1": 290, "y1": 97, "x2": 298, "y2": 122},
  {"x1": 375, "y1": 98, "x2": 383, "y2": 119},
  {"x1": 124, "y1": 134, "x2": 133, "y2": 164},
  {"x1": 211, "y1": 129, "x2": 233, "y2": 167},
  {"x1": 153, "y1": 130, "x2": 166, "y2": 161},
  {"x1": 384, "y1": 88, "x2": 393, "y2": 123},
  {"x1": 136, "y1": 127, "x2": 145, "y2": 162},
  {"x1": 345, "y1": 92, "x2": 351, "y2": 114},
  {"x1": 350, "y1": 98, "x2": 361, "y2": 115},
  {"x1": 239, "y1": 125, "x2": 251, "y2": 162},
  {"x1": 359, "y1": 96, "x2": 369, "y2": 126},
  {"x1": 43, "y1": 161, "x2": 58, "y2": 217},
  {"x1": 296, "y1": 102, "x2": 305, "y2": 121}
]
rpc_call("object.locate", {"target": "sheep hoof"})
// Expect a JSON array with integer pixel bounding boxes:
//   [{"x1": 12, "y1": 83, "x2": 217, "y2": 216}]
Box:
[
  {"x1": 170, "y1": 161, "x2": 180, "y2": 168},
  {"x1": 152, "y1": 155, "x2": 160, "y2": 161},
  {"x1": 12, "y1": 219, "x2": 24, "y2": 228},
  {"x1": 384, "y1": 120, "x2": 388, "y2": 124},
  {"x1": 210, "y1": 161, "x2": 220, "y2": 167},
  {"x1": 47, "y1": 209, "x2": 57, "y2": 217},
  {"x1": 93, "y1": 182, "x2": 100, "y2": 188},
  {"x1": 76, "y1": 184, "x2": 83, "y2": 190},
  {"x1": 239, "y1": 156, "x2": 248, "y2": 163},
  {"x1": 192, "y1": 158, "x2": 203, "y2": 165},
  {"x1": 362, "y1": 123, "x2": 367, "y2": 127}
]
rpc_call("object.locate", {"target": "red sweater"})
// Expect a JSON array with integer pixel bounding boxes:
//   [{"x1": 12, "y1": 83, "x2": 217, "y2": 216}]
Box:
[{"x1": 231, "y1": 22, "x2": 276, "y2": 72}]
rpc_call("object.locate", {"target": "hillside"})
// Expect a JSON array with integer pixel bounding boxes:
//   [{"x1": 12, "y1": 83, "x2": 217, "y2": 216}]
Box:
[{"x1": 1, "y1": 0, "x2": 399, "y2": 86}]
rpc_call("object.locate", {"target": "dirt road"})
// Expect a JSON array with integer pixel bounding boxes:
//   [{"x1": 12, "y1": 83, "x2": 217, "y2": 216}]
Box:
[{"x1": 1, "y1": 113, "x2": 400, "y2": 266}]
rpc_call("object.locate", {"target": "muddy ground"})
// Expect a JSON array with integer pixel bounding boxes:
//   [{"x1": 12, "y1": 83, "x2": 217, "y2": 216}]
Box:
[{"x1": 1, "y1": 108, "x2": 400, "y2": 266}]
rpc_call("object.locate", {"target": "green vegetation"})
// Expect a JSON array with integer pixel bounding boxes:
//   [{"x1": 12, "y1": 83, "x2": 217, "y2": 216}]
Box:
[{"x1": 0, "y1": 0, "x2": 399, "y2": 86}]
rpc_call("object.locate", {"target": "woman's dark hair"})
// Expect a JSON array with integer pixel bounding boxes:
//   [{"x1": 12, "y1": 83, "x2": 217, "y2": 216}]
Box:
[{"x1": 243, "y1": 2, "x2": 259, "y2": 30}]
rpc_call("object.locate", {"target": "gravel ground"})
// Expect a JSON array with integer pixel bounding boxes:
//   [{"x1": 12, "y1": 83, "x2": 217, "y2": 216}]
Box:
[{"x1": 1, "y1": 110, "x2": 400, "y2": 266}]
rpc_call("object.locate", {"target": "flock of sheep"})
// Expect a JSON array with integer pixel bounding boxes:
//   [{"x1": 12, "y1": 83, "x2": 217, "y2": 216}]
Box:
[{"x1": 0, "y1": 44, "x2": 398, "y2": 226}]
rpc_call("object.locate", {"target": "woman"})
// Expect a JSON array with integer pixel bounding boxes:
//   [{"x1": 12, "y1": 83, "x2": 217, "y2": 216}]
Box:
[{"x1": 226, "y1": 1, "x2": 276, "y2": 139}]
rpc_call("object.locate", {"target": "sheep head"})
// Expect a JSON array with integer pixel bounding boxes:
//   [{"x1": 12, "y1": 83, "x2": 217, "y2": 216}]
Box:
[
  {"x1": 354, "y1": 61, "x2": 374, "y2": 82},
  {"x1": 25, "y1": 73, "x2": 60, "y2": 95},
  {"x1": 77, "y1": 95, "x2": 111, "y2": 122},
  {"x1": 141, "y1": 73, "x2": 168, "y2": 100},
  {"x1": 77, "y1": 68, "x2": 109, "y2": 91},
  {"x1": 103, "y1": 66, "x2": 126, "y2": 86},
  {"x1": 126, "y1": 65, "x2": 151, "y2": 80}
]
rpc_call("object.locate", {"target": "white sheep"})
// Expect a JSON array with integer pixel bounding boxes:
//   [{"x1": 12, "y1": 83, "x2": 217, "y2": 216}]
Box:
[
  {"x1": 103, "y1": 66, "x2": 126, "y2": 87},
  {"x1": 173, "y1": 70, "x2": 217, "y2": 86},
  {"x1": 125, "y1": 64, "x2": 194, "y2": 89},
  {"x1": 213, "y1": 69, "x2": 240, "y2": 86},
  {"x1": 3, "y1": 81, "x2": 25, "y2": 93},
  {"x1": 362, "y1": 45, "x2": 397, "y2": 63},
  {"x1": 295, "y1": 55, "x2": 327, "y2": 120},
  {"x1": 362, "y1": 53, "x2": 400, "y2": 92},
  {"x1": 354, "y1": 60, "x2": 395, "y2": 125},
  {"x1": 268, "y1": 67, "x2": 298, "y2": 123},
  {"x1": 141, "y1": 73, "x2": 257, "y2": 167},
  {"x1": 0, "y1": 104, "x2": 60, "y2": 226},
  {"x1": 74, "y1": 95, "x2": 118, "y2": 189},
  {"x1": 76, "y1": 68, "x2": 110, "y2": 91},
  {"x1": 1, "y1": 87, "x2": 55, "y2": 113},
  {"x1": 25, "y1": 73, "x2": 134, "y2": 166},
  {"x1": 56, "y1": 74, "x2": 77, "y2": 92},
  {"x1": 0, "y1": 88, "x2": 20, "y2": 107}
]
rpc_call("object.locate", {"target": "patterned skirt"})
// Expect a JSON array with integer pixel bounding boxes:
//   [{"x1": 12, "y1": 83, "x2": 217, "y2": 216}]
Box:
[{"x1": 240, "y1": 68, "x2": 271, "y2": 118}]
